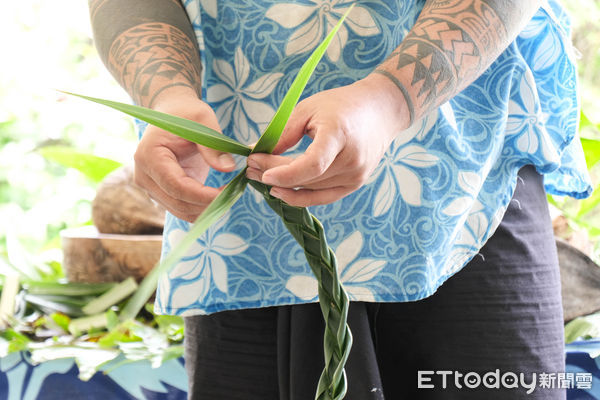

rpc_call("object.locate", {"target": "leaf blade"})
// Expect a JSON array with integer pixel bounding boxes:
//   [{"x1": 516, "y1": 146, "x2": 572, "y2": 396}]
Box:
[
  {"x1": 252, "y1": 5, "x2": 355, "y2": 154},
  {"x1": 38, "y1": 145, "x2": 122, "y2": 184},
  {"x1": 62, "y1": 91, "x2": 252, "y2": 156},
  {"x1": 119, "y1": 170, "x2": 249, "y2": 321}
]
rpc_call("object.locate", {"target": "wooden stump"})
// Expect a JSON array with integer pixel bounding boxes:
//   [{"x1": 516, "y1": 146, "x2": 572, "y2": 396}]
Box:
[
  {"x1": 61, "y1": 226, "x2": 162, "y2": 283},
  {"x1": 92, "y1": 165, "x2": 165, "y2": 235},
  {"x1": 558, "y1": 238, "x2": 600, "y2": 322}
]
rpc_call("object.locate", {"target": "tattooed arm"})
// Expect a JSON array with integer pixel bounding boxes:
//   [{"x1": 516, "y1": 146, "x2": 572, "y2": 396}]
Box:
[
  {"x1": 247, "y1": 0, "x2": 542, "y2": 207},
  {"x1": 373, "y1": 0, "x2": 541, "y2": 126},
  {"x1": 90, "y1": 0, "x2": 202, "y2": 107},
  {"x1": 89, "y1": 0, "x2": 235, "y2": 222}
]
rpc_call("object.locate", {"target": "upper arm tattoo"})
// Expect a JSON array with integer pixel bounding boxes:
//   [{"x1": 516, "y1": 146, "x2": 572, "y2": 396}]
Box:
[
  {"x1": 375, "y1": 0, "x2": 525, "y2": 124},
  {"x1": 89, "y1": 0, "x2": 202, "y2": 107},
  {"x1": 107, "y1": 23, "x2": 203, "y2": 107}
]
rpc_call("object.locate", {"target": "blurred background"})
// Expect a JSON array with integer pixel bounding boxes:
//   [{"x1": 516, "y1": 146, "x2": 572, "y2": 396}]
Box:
[
  {"x1": 0, "y1": 0, "x2": 600, "y2": 361},
  {"x1": 0, "y1": 0, "x2": 136, "y2": 274},
  {"x1": 0, "y1": 1, "x2": 599, "y2": 397},
  {"x1": 0, "y1": 1, "x2": 598, "y2": 271}
]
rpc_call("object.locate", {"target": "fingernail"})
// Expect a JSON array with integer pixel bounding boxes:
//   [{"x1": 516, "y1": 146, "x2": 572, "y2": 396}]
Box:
[
  {"x1": 219, "y1": 154, "x2": 236, "y2": 169},
  {"x1": 270, "y1": 187, "x2": 283, "y2": 198},
  {"x1": 247, "y1": 157, "x2": 261, "y2": 170},
  {"x1": 246, "y1": 168, "x2": 260, "y2": 181},
  {"x1": 262, "y1": 172, "x2": 279, "y2": 186}
]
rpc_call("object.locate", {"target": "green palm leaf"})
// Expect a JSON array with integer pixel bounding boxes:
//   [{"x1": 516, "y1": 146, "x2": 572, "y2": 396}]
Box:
[
  {"x1": 119, "y1": 170, "x2": 248, "y2": 322},
  {"x1": 60, "y1": 92, "x2": 251, "y2": 156},
  {"x1": 252, "y1": 6, "x2": 354, "y2": 154}
]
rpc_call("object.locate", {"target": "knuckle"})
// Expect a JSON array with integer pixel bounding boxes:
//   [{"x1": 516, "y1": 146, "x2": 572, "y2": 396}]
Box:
[
  {"x1": 346, "y1": 150, "x2": 366, "y2": 170},
  {"x1": 133, "y1": 147, "x2": 145, "y2": 166},
  {"x1": 183, "y1": 214, "x2": 199, "y2": 223},
  {"x1": 165, "y1": 177, "x2": 184, "y2": 200},
  {"x1": 132, "y1": 166, "x2": 146, "y2": 189},
  {"x1": 308, "y1": 158, "x2": 328, "y2": 176},
  {"x1": 354, "y1": 170, "x2": 370, "y2": 186}
]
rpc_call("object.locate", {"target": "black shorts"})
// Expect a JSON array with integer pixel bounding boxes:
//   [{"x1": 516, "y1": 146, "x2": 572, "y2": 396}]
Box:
[{"x1": 183, "y1": 165, "x2": 565, "y2": 400}]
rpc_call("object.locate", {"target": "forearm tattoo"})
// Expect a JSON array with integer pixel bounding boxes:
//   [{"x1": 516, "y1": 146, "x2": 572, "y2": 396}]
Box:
[
  {"x1": 375, "y1": 0, "x2": 530, "y2": 125},
  {"x1": 89, "y1": 0, "x2": 202, "y2": 107}
]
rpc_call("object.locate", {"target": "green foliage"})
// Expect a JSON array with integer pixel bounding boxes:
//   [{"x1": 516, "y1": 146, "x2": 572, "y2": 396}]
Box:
[
  {"x1": 565, "y1": 0, "x2": 600, "y2": 124},
  {"x1": 565, "y1": 314, "x2": 600, "y2": 343},
  {"x1": 551, "y1": 117, "x2": 600, "y2": 249},
  {"x1": 0, "y1": 1, "x2": 136, "y2": 265},
  {"x1": 38, "y1": 145, "x2": 122, "y2": 184}
]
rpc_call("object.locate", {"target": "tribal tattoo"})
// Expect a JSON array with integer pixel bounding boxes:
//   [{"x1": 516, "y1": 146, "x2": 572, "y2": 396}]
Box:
[
  {"x1": 89, "y1": 0, "x2": 202, "y2": 107},
  {"x1": 375, "y1": 0, "x2": 536, "y2": 125},
  {"x1": 107, "y1": 23, "x2": 202, "y2": 107}
]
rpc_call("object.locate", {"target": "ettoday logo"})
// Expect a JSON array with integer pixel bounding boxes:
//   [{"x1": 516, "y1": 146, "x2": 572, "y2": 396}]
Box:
[{"x1": 417, "y1": 370, "x2": 537, "y2": 394}]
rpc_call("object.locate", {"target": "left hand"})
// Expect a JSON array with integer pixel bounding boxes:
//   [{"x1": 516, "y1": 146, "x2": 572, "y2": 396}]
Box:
[{"x1": 246, "y1": 73, "x2": 410, "y2": 207}]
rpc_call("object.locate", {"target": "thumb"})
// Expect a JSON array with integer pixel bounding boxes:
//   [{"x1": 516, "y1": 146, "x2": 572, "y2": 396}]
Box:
[
  {"x1": 197, "y1": 145, "x2": 237, "y2": 172},
  {"x1": 270, "y1": 103, "x2": 310, "y2": 155}
]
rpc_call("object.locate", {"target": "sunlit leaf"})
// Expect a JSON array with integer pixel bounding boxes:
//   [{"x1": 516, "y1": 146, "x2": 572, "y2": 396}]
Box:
[
  {"x1": 577, "y1": 183, "x2": 600, "y2": 217},
  {"x1": 61, "y1": 92, "x2": 252, "y2": 156},
  {"x1": 38, "y1": 145, "x2": 122, "y2": 184},
  {"x1": 580, "y1": 110, "x2": 600, "y2": 132},
  {"x1": 50, "y1": 312, "x2": 71, "y2": 332},
  {"x1": 119, "y1": 170, "x2": 249, "y2": 321},
  {"x1": 28, "y1": 342, "x2": 120, "y2": 381},
  {"x1": 82, "y1": 277, "x2": 137, "y2": 315},
  {"x1": 580, "y1": 137, "x2": 600, "y2": 169},
  {"x1": 565, "y1": 315, "x2": 600, "y2": 344},
  {"x1": 23, "y1": 281, "x2": 115, "y2": 296},
  {"x1": 252, "y1": 5, "x2": 354, "y2": 154}
]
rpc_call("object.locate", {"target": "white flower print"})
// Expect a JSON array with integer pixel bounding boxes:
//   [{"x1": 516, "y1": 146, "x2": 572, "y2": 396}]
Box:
[
  {"x1": 441, "y1": 171, "x2": 481, "y2": 216},
  {"x1": 506, "y1": 70, "x2": 558, "y2": 162},
  {"x1": 207, "y1": 47, "x2": 283, "y2": 144},
  {"x1": 285, "y1": 231, "x2": 386, "y2": 302},
  {"x1": 368, "y1": 111, "x2": 439, "y2": 216},
  {"x1": 167, "y1": 213, "x2": 249, "y2": 309},
  {"x1": 518, "y1": 12, "x2": 563, "y2": 71},
  {"x1": 444, "y1": 201, "x2": 505, "y2": 277},
  {"x1": 266, "y1": 1, "x2": 379, "y2": 61},
  {"x1": 199, "y1": 0, "x2": 217, "y2": 19}
]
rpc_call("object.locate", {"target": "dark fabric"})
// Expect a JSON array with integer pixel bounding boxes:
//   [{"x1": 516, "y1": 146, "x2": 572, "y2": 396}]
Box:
[
  {"x1": 183, "y1": 165, "x2": 565, "y2": 400},
  {"x1": 184, "y1": 307, "x2": 279, "y2": 399}
]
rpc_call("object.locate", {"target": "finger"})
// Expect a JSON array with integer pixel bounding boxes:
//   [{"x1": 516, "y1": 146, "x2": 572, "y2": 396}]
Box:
[
  {"x1": 247, "y1": 153, "x2": 292, "y2": 170},
  {"x1": 268, "y1": 185, "x2": 356, "y2": 207},
  {"x1": 260, "y1": 129, "x2": 345, "y2": 188},
  {"x1": 142, "y1": 146, "x2": 222, "y2": 204},
  {"x1": 184, "y1": 103, "x2": 237, "y2": 172},
  {"x1": 248, "y1": 150, "x2": 371, "y2": 189},
  {"x1": 247, "y1": 166, "x2": 361, "y2": 191},
  {"x1": 197, "y1": 144, "x2": 237, "y2": 172},
  {"x1": 134, "y1": 168, "x2": 220, "y2": 222},
  {"x1": 269, "y1": 102, "x2": 310, "y2": 155},
  {"x1": 284, "y1": 173, "x2": 366, "y2": 190}
]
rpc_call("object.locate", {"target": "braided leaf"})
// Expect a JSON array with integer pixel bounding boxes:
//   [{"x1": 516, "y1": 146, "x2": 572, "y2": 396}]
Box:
[
  {"x1": 69, "y1": 7, "x2": 356, "y2": 400},
  {"x1": 249, "y1": 181, "x2": 352, "y2": 400}
]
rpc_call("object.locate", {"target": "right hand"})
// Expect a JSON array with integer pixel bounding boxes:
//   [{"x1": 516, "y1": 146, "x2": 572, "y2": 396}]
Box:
[{"x1": 133, "y1": 93, "x2": 236, "y2": 222}]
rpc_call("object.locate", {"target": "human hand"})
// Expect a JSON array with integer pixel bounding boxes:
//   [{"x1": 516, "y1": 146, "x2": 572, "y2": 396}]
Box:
[
  {"x1": 134, "y1": 93, "x2": 236, "y2": 222},
  {"x1": 246, "y1": 74, "x2": 410, "y2": 207}
]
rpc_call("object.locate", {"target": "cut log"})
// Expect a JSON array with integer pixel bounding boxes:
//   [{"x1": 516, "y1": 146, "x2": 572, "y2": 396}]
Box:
[
  {"x1": 61, "y1": 226, "x2": 162, "y2": 283},
  {"x1": 92, "y1": 165, "x2": 165, "y2": 235},
  {"x1": 558, "y1": 238, "x2": 600, "y2": 322}
]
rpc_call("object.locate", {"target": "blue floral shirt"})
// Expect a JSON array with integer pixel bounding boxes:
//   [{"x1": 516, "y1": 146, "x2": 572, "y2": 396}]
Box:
[{"x1": 153, "y1": 0, "x2": 592, "y2": 316}]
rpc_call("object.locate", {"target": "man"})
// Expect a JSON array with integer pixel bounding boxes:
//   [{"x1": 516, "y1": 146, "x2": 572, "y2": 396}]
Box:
[{"x1": 89, "y1": 0, "x2": 589, "y2": 398}]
